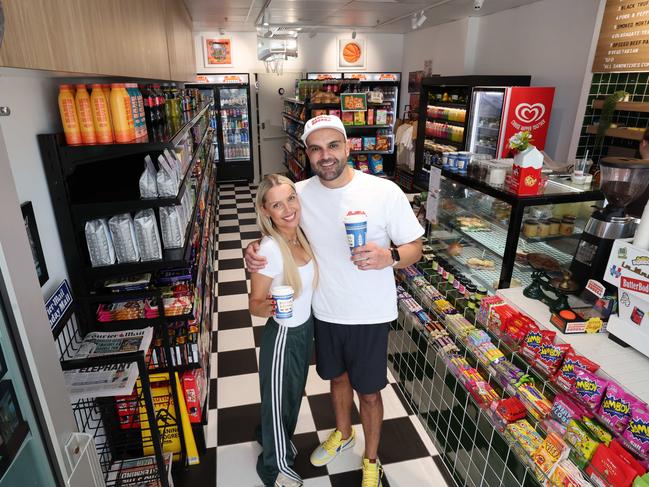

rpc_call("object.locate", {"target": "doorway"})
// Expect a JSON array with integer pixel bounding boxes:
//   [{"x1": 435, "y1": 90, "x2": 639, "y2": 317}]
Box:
[{"x1": 255, "y1": 72, "x2": 302, "y2": 177}]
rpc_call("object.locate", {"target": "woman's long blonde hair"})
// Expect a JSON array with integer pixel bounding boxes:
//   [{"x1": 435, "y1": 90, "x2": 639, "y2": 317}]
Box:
[{"x1": 255, "y1": 174, "x2": 318, "y2": 297}]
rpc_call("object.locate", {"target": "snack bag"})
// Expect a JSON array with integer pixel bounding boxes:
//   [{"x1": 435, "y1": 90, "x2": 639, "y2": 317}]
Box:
[
  {"x1": 587, "y1": 443, "x2": 638, "y2": 487},
  {"x1": 610, "y1": 439, "x2": 647, "y2": 478},
  {"x1": 565, "y1": 419, "x2": 600, "y2": 467},
  {"x1": 139, "y1": 154, "x2": 158, "y2": 199},
  {"x1": 354, "y1": 111, "x2": 365, "y2": 125},
  {"x1": 572, "y1": 369, "x2": 608, "y2": 411},
  {"x1": 599, "y1": 382, "x2": 635, "y2": 434},
  {"x1": 363, "y1": 137, "x2": 376, "y2": 150},
  {"x1": 623, "y1": 406, "x2": 649, "y2": 457},
  {"x1": 536, "y1": 339, "x2": 571, "y2": 376},
  {"x1": 582, "y1": 416, "x2": 613, "y2": 445},
  {"x1": 349, "y1": 137, "x2": 362, "y2": 151},
  {"x1": 533, "y1": 432, "x2": 567, "y2": 474},
  {"x1": 551, "y1": 393, "x2": 590, "y2": 428},
  {"x1": 555, "y1": 351, "x2": 600, "y2": 391},
  {"x1": 356, "y1": 155, "x2": 370, "y2": 174},
  {"x1": 520, "y1": 326, "x2": 555, "y2": 361},
  {"x1": 550, "y1": 460, "x2": 591, "y2": 487},
  {"x1": 369, "y1": 155, "x2": 384, "y2": 175},
  {"x1": 341, "y1": 112, "x2": 354, "y2": 126}
]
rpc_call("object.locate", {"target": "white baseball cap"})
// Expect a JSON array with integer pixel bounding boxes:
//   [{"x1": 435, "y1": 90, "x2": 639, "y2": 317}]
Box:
[{"x1": 301, "y1": 114, "x2": 348, "y2": 145}]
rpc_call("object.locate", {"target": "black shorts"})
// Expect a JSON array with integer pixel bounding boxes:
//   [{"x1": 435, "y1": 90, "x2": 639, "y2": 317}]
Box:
[{"x1": 314, "y1": 318, "x2": 389, "y2": 394}]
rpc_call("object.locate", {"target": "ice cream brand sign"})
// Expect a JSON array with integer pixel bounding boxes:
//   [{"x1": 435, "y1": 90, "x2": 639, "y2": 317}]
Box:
[{"x1": 511, "y1": 102, "x2": 547, "y2": 131}]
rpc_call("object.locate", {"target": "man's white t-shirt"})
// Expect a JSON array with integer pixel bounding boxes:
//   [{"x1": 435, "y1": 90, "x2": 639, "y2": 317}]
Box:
[
  {"x1": 257, "y1": 236, "x2": 314, "y2": 327},
  {"x1": 296, "y1": 170, "x2": 424, "y2": 325}
]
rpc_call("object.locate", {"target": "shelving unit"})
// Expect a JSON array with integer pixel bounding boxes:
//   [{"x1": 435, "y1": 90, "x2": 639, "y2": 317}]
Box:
[
  {"x1": 38, "y1": 104, "x2": 217, "y2": 476},
  {"x1": 592, "y1": 99, "x2": 649, "y2": 113},
  {"x1": 585, "y1": 124, "x2": 645, "y2": 141},
  {"x1": 282, "y1": 72, "x2": 401, "y2": 181}
]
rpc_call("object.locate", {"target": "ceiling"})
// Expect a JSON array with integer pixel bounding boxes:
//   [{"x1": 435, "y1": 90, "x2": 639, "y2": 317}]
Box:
[{"x1": 187, "y1": 0, "x2": 542, "y2": 34}]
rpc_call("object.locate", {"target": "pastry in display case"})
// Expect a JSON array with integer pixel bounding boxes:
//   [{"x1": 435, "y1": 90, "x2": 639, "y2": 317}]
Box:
[{"x1": 426, "y1": 173, "x2": 603, "y2": 293}]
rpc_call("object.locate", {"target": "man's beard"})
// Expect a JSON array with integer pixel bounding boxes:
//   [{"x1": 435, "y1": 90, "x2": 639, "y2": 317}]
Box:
[{"x1": 312, "y1": 156, "x2": 346, "y2": 181}]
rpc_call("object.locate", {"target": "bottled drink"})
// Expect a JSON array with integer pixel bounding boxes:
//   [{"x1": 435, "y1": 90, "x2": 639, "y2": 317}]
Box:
[
  {"x1": 110, "y1": 83, "x2": 135, "y2": 143},
  {"x1": 151, "y1": 84, "x2": 165, "y2": 123},
  {"x1": 125, "y1": 83, "x2": 145, "y2": 139},
  {"x1": 58, "y1": 85, "x2": 82, "y2": 145},
  {"x1": 75, "y1": 84, "x2": 97, "y2": 144},
  {"x1": 90, "y1": 84, "x2": 113, "y2": 144},
  {"x1": 101, "y1": 84, "x2": 114, "y2": 139}
]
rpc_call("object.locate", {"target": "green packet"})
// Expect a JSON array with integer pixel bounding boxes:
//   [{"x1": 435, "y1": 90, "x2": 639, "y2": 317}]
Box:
[
  {"x1": 581, "y1": 416, "x2": 613, "y2": 445},
  {"x1": 634, "y1": 473, "x2": 649, "y2": 487}
]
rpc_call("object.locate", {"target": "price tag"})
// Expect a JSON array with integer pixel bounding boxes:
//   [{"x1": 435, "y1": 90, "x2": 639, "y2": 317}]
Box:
[
  {"x1": 585, "y1": 318, "x2": 603, "y2": 334},
  {"x1": 426, "y1": 166, "x2": 441, "y2": 223}
]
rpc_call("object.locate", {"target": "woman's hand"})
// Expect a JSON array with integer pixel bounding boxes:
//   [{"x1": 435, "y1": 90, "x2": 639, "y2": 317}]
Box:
[{"x1": 259, "y1": 295, "x2": 276, "y2": 318}]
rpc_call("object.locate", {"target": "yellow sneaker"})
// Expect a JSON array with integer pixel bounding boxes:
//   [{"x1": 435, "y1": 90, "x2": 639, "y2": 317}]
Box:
[
  {"x1": 362, "y1": 457, "x2": 383, "y2": 487},
  {"x1": 309, "y1": 427, "x2": 356, "y2": 467}
]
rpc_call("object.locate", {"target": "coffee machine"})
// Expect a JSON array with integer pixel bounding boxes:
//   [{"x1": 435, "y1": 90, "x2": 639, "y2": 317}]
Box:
[{"x1": 570, "y1": 157, "x2": 649, "y2": 286}]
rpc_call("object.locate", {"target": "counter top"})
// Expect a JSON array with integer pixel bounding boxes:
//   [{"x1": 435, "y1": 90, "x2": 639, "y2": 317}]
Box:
[{"x1": 497, "y1": 287, "x2": 649, "y2": 404}]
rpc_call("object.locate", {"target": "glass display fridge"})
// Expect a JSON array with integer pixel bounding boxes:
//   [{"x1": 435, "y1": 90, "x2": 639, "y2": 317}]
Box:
[
  {"x1": 188, "y1": 74, "x2": 254, "y2": 181},
  {"x1": 467, "y1": 86, "x2": 556, "y2": 158}
]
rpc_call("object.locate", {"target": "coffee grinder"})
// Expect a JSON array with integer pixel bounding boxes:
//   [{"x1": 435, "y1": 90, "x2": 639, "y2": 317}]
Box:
[{"x1": 570, "y1": 157, "x2": 649, "y2": 287}]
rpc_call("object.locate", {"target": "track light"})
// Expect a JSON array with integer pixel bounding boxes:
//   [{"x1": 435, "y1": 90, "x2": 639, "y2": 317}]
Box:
[
  {"x1": 262, "y1": 9, "x2": 269, "y2": 26},
  {"x1": 411, "y1": 13, "x2": 418, "y2": 30},
  {"x1": 308, "y1": 31, "x2": 317, "y2": 38},
  {"x1": 352, "y1": 30, "x2": 357, "y2": 39},
  {"x1": 416, "y1": 11, "x2": 427, "y2": 28},
  {"x1": 474, "y1": 0, "x2": 484, "y2": 10},
  {"x1": 219, "y1": 27, "x2": 225, "y2": 35}
]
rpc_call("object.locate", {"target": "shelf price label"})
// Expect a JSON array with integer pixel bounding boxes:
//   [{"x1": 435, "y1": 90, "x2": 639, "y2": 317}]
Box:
[{"x1": 341, "y1": 93, "x2": 367, "y2": 112}]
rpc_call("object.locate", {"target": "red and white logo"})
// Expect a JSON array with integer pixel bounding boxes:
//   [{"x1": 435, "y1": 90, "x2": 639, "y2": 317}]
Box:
[{"x1": 515, "y1": 103, "x2": 545, "y2": 124}]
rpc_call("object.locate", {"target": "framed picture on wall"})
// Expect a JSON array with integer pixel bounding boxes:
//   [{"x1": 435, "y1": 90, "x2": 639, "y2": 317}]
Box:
[
  {"x1": 20, "y1": 202, "x2": 48, "y2": 287},
  {"x1": 203, "y1": 37, "x2": 232, "y2": 67},
  {"x1": 337, "y1": 38, "x2": 366, "y2": 70},
  {"x1": 0, "y1": 381, "x2": 29, "y2": 478}
]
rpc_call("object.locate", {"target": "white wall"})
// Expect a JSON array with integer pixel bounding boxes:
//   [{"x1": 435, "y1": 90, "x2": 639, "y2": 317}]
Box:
[
  {"x1": 468, "y1": 0, "x2": 600, "y2": 161},
  {"x1": 399, "y1": 18, "x2": 471, "y2": 116},
  {"x1": 0, "y1": 69, "x2": 69, "y2": 299},
  {"x1": 193, "y1": 31, "x2": 404, "y2": 75}
]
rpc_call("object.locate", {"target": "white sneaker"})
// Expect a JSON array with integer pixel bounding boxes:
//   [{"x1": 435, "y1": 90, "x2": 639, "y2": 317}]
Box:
[{"x1": 274, "y1": 472, "x2": 303, "y2": 487}]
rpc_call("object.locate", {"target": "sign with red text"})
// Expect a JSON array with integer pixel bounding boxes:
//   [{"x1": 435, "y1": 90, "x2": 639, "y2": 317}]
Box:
[{"x1": 593, "y1": 1, "x2": 649, "y2": 72}]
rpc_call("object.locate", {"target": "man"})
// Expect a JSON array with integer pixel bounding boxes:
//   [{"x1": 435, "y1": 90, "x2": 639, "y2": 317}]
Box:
[{"x1": 246, "y1": 115, "x2": 423, "y2": 487}]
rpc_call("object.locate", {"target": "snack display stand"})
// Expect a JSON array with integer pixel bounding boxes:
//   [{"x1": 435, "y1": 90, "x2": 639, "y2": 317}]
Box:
[
  {"x1": 37, "y1": 103, "x2": 218, "y2": 474},
  {"x1": 281, "y1": 72, "x2": 400, "y2": 181},
  {"x1": 390, "y1": 256, "x2": 649, "y2": 487}
]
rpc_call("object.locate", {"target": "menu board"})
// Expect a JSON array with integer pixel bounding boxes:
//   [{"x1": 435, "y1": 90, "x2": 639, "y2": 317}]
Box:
[{"x1": 593, "y1": 0, "x2": 649, "y2": 72}]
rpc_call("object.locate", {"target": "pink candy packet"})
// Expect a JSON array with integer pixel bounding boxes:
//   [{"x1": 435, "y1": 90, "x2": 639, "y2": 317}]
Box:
[
  {"x1": 623, "y1": 406, "x2": 649, "y2": 458},
  {"x1": 572, "y1": 369, "x2": 608, "y2": 411},
  {"x1": 598, "y1": 383, "x2": 635, "y2": 434},
  {"x1": 551, "y1": 393, "x2": 591, "y2": 427}
]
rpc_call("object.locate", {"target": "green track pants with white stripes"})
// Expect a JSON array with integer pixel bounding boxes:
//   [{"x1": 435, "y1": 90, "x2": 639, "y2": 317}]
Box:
[{"x1": 257, "y1": 315, "x2": 314, "y2": 486}]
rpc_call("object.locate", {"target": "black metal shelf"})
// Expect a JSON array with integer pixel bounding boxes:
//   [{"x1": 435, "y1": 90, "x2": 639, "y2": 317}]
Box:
[
  {"x1": 71, "y1": 128, "x2": 212, "y2": 221},
  {"x1": 424, "y1": 137, "x2": 463, "y2": 148},
  {"x1": 426, "y1": 101, "x2": 468, "y2": 109},
  {"x1": 82, "y1": 147, "x2": 213, "y2": 281},
  {"x1": 284, "y1": 131, "x2": 305, "y2": 148},
  {"x1": 308, "y1": 102, "x2": 341, "y2": 109},
  {"x1": 282, "y1": 113, "x2": 305, "y2": 125},
  {"x1": 56, "y1": 103, "x2": 212, "y2": 167},
  {"x1": 350, "y1": 150, "x2": 392, "y2": 155},
  {"x1": 283, "y1": 97, "x2": 305, "y2": 105},
  {"x1": 344, "y1": 124, "x2": 393, "y2": 130},
  {"x1": 426, "y1": 116, "x2": 466, "y2": 127},
  {"x1": 282, "y1": 147, "x2": 305, "y2": 170}
]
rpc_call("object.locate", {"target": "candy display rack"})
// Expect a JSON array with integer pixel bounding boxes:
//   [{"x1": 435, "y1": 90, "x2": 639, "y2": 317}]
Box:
[
  {"x1": 392, "y1": 260, "x2": 649, "y2": 486},
  {"x1": 38, "y1": 103, "x2": 218, "y2": 468}
]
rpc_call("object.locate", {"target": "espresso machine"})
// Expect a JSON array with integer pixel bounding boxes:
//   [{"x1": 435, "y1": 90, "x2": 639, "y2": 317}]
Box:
[{"x1": 570, "y1": 157, "x2": 649, "y2": 287}]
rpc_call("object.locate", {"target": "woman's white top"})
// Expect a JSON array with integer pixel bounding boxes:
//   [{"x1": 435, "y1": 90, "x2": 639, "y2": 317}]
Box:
[{"x1": 257, "y1": 236, "x2": 314, "y2": 327}]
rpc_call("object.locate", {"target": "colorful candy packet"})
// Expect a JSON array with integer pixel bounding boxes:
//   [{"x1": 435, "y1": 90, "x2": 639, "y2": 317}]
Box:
[
  {"x1": 520, "y1": 326, "x2": 555, "y2": 362},
  {"x1": 554, "y1": 351, "x2": 600, "y2": 391},
  {"x1": 572, "y1": 369, "x2": 608, "y2": 411},
  {"x1": 623, "y1": 405, "x2": 649, "y2": 458},
  {"x1": 535, "y1": 338, "x2": 571, "y2": 376},
  {"x1": 599, "y1": 382, "x2": 635, "y2": 434}
]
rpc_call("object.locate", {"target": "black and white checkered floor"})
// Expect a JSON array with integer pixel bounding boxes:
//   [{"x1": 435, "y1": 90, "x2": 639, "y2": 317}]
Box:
[{"x1": 173, "y1": 182, "x2": 452, "y2": 487}]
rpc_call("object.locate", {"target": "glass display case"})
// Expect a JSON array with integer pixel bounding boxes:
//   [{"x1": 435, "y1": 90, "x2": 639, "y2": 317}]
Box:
[{"x1": 426, "y1": 169, "x2": 603, "y2": 293}]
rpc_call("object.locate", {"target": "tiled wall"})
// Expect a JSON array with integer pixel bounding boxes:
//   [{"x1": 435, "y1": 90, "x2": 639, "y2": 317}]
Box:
[{"x1": 576, "y1": 72, "x2": 649, "y2": 162}]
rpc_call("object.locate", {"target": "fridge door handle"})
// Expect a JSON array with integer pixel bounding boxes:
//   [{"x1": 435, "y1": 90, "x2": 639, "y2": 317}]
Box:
[{"x1": 261, "y1": 122, "x2": 266, "y2": 130}]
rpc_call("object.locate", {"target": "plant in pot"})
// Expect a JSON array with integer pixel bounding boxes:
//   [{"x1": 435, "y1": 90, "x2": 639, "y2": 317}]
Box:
[
  {"x1": 508, "y1": 131, "x2": 543, "y2": 195},
  {"x1": 595, "y1": 90, "x2": 629, "y2": 150}
]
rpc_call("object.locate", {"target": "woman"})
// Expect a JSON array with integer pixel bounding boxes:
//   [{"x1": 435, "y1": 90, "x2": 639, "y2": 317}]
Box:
[{"x1": 249, "y1": 174, "x2": 318, "y2": 487}]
